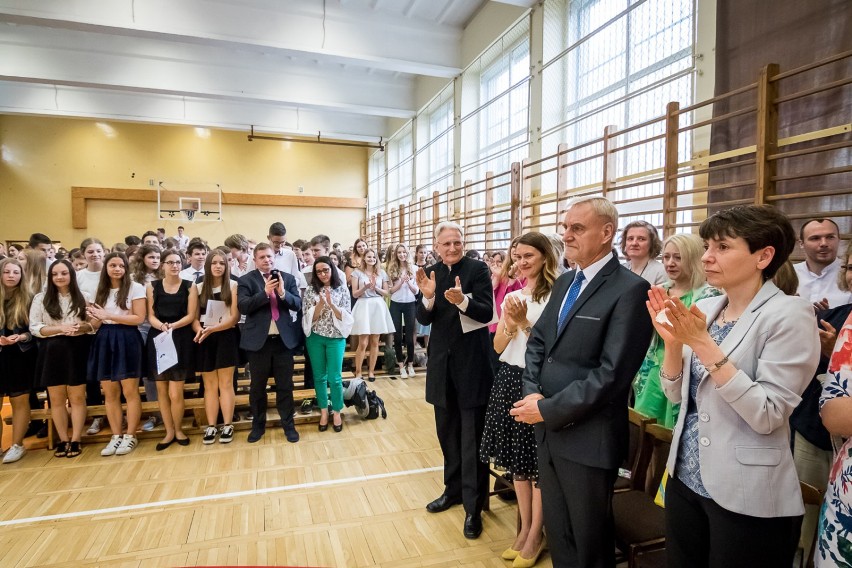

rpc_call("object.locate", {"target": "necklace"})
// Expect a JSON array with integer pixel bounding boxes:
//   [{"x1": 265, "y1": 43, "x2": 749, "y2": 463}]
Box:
[{"x1": 720, "y1": 304, "x2": 738, "y2": 325}]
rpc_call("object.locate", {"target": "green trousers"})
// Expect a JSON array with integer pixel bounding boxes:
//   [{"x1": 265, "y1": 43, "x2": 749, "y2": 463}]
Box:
[{"x1": 305, "y1": 333, "x2": 346, "y2": 412}]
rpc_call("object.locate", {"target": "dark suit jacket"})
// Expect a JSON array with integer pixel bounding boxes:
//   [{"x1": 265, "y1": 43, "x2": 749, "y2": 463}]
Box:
[
  {"x1": 522, "y1": 252, "x2": 653, "y2": 470},
  {"x1": 416, "y1": 256, "x2": 494, "y2": 409},
  {"x1": 238, "y1": 269, "x2": 303, "y2": 351}
]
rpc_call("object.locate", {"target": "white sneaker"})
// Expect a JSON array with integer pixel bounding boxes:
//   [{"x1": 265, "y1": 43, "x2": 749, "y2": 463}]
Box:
[
  {"x1": 101, "y1": 434, "x2": 122, "y2": 456},
  {"x1": 398, "y1": 366, "x2": 408, "y2": 379},
  {"x1": 407, "y1": 364, "x2": 415, "y2": 376},
  {"x1": 2, "y1": 444, "x2": 25, "y2": 463},
  {"x1": 115, "y1": 434, "x2": 137, "y2": 455},
  {"x1": 87, "y1": 417, "x2": 104, "y2": 435},
  {"x1": 141, "y1": 416, "x2": 158, "y2": 431}
]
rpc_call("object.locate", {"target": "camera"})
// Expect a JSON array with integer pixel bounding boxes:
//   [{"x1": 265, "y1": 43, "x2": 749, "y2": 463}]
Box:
[{"x1": 270, "y1": 269, "x2": 282, "y2": 282}]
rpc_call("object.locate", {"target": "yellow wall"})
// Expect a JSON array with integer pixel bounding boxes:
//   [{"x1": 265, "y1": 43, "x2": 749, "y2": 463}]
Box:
[{"x1": 0, "y1": 115, "x2": 369, "y2": 249}]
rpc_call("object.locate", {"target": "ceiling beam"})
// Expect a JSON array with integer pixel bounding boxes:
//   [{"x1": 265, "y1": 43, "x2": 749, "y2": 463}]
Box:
[{"x1": 0, "y1": 0, "x2": 464, "y2": 77}]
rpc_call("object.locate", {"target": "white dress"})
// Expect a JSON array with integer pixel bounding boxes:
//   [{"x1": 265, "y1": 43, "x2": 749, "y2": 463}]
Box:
[{"x1": 350, "y1": 269, "x2": 396, "y2": 335}]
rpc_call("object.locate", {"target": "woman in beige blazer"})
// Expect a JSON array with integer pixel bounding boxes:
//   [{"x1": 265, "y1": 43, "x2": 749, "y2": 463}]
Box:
[{"x1": 646, "y1": 205, "x2": 820, "y2": 568}]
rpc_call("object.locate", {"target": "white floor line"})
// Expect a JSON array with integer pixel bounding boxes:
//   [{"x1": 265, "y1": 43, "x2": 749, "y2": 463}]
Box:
[{"x1": 0, "y1": 465, "x2": 443, "y2": 528}]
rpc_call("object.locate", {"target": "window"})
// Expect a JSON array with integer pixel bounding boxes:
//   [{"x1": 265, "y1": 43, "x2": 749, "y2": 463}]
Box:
[
  {"x1": 415, "y1": 83, "x2": 454, "y2": 200},
  {"x1": 386, "y1": 124, "x2": 413, "y2": 207}
]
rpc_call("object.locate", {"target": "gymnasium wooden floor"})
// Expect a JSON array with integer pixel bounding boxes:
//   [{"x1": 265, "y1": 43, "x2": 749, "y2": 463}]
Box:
[{"x1": 0, "y1": 376, "x2": 554, "y2": 568}]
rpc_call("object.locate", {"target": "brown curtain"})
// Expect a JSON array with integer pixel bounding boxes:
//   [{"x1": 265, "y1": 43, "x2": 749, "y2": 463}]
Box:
[{"x1": 709, "y1": 0, "x2": 851, "y2": 236}]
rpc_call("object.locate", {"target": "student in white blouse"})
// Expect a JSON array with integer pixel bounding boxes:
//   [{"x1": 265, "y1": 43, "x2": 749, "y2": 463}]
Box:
[
  {"x1": 386, "y1": 243, "x2": 419, "y2": 378},
  {"x1": 29, "y1": 259, "x2": 95, "y2": 458},
  {"x1": 86, "y1": 252, "x2": 146, "y2": 457},
  {"x1": 76, "y1": 237, "x2": 107, "y2": 434}
]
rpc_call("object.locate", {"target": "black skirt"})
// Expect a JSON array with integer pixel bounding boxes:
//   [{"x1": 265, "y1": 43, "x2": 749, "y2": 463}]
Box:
[
  {"x1": 36, "y1": 335, "x2": 92, "y2": 388},
  {"x1": 146, "y1": 326, "x2": 196, "y2": 381},
  {"x1": 0, "y1": 343, "x2": 37, "y2": 396},
  {"x1": 88, "y1": 324, "x2": 144, "y2": 382},
  {"x1": 479, "y1": 362, "x2": 539, "y2": 481},
  {"x1": 196, "y1": 327, "x2": 240, "y2": 373}
]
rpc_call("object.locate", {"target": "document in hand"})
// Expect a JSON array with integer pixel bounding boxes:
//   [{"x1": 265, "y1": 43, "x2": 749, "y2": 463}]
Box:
[
  {"x1": 153, "y1": 330, "x2": 179, "y2": 374},
  {"x1": 203, "y1": 299, "x2": 228, "y2": 326},
  {"x1": 459, "y1": 292, "x2": 499, "y2": 333}
]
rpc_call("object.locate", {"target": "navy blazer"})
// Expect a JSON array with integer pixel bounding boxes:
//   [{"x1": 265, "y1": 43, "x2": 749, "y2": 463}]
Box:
[
  {"x1": 237, "y1": 269, "x2": 303, "y2": 351},
  {"x1": 522, "y1": 252, "x2": 653, "y2": 470},
  {"x1": 415, "y1": 256, "x2": 494, "y2": 409}
]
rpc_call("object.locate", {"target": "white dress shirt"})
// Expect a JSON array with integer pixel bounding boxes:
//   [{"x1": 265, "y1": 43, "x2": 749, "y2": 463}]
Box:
[
  {"x1": 273, "y1": 247, "x2": 307, "y2": 289},
  {"x1": 558, "y1": 251, "x2": 615, "y2": 314},
  {"x1": 179, "y1": 265, "x2": 205, "y2": 283},
  {"x1": 174, "y1": 235, "x2": 190, "y2": 251},
  {"x1": 794, "y1": 258, "x2": 852, "y2": 308}
]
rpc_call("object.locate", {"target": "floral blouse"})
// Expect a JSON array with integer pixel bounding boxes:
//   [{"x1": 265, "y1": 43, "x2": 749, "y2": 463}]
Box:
[
  {"x1": 816, "y1": 310, "x2": 852, "y2": 567},
  {"x1": 303, "y1": 285, "x2": 351, "y2": 339}
]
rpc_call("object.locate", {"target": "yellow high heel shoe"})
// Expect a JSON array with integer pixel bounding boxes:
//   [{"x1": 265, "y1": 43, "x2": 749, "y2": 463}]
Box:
[
  {"x1": 501, "y1": 546, "x2": 521, "y2": 560},
  {"x1": 512, "y1": 539, "x2": 545, "y2": 568}
]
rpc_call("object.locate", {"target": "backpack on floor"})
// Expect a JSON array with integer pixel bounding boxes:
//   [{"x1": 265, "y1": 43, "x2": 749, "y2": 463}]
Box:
[
  {"x1": 342, "y1": 378, "x2": 369, "y2": 418},
  {"x1": 365, "y1": 390, "x2": 387, "y2": 420}
]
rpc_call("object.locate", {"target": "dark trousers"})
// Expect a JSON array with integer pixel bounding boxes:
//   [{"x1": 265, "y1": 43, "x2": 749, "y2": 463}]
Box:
[
  {"x1": 86, "y1": 378, "x2": 104, "y2": 406},
  {"x1": 246, "y1": 336, "x2": 295, "y2": 431},
  {"x1": 537, "y1": 438, "x2": 618, "y2": 568},
  {"x1": 666, "y1": 474, "x2": 802, "y2": 568},
  {"x1": 434, "y1": 378, "x2": 489, "y2": 515},
  {"x1": 389, "y1": 301, "x2": 416, "y2": 365}
]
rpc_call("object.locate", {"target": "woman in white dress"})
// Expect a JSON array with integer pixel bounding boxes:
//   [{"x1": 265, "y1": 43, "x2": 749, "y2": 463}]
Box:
[{"x1": 350, "y1": 248, "x2": 395, "y2": 381}]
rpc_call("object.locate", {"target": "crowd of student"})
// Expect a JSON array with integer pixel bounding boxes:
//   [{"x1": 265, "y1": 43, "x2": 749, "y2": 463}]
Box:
[
  {"x1": 0, "y1": 225, "x2": 437, "y2": 462},
  {"x1": 2, "y1": 206, "x2": 851, "y2": 567}
]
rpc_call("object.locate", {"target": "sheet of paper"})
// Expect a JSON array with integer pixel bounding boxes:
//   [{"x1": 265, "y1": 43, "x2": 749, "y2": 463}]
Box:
[
  {"x1": 460, "y1": 293, "x2": 499, "y2": 333},
  {"x1": 153, "y1": 330, "x2": 178, "y2": 375},
  {"x1": 203, "y1": 299, "x2": 228, "y2": 326}
]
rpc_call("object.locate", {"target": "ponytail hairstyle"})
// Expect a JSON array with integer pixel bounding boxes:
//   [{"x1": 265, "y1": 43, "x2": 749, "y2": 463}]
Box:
[
  {"x1": 43, "y1": 259, "x2": 88, "y2": 321},
  {"x1": 95, "y1": 252, "x2": 131, "y2": 310}
]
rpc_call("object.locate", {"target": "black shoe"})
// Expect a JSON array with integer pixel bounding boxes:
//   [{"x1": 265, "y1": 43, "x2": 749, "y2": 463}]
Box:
[
  {"x1": 247, "y1": 428, "x2": 265, "y2": 443},
  {"x1": 426, "y1": 493, "x2": 462, "y2": 513},
  {"x1": 300, "y1": 399, "x2": 313, "y2": 415},
  {"x1": 155, "y1": 438, "x2": 174, "y2": 451},
  {"x1": 463, "y1": 513, "x2": 482, "y2": 539},
  {"x1": 36, "y1": 423, "x2": 49, "y2": 439},
  {"x1": 175, "y1": 436, "x2": 190, "y2": 446},
  {"x1": 284, "y1": 427, "x2": 300, "y2": 443}
]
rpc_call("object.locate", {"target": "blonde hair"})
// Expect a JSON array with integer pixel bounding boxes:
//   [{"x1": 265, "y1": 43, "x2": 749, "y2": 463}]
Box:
[
  {"x1": 663, "y1": 233, "x2": 706, "y2": 291},
  {"x1": 22, "y1": 249, "x2": 47, "y2": 295},
  {"x1": 359, "y1": 248, "x2": 380, "y2": 275},
  {"x1": 839, "y1": 239, "x2": 851, "y2": 292},
  {"x1": 0, "y1": 258, "x2": 32, "y2": 329},
  {"x1": 385, "y1": 243, "x2": 414, "y2": 280}
]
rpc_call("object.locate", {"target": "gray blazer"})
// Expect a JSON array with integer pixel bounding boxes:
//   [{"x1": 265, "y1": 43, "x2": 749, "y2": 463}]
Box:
[{"x1": 661, "y1": 281, "x2": 819, "y2": 518}]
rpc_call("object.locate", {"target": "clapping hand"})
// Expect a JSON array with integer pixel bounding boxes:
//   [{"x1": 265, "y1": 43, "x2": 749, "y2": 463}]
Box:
[
  {"x1": 444, "y1": 276, "x2": 464, "y2": 305},
  {"x1": 814, "y1": 298, "x2": 830, "y2": 313},
  {"x1": 503, "y1": 295, "x2": 527, "y2": 325},
  {"x1": 416, "y1": 267, "x2": 436, "y2": 299},
  {"x1": 324, "y1": 288, "x2": 333, "y2": 307},
  {"x1": 61, "y1": 323, "x2": 83, "y2": 336},
  {"x1": 646, "y1": 287, "x2": 706, "y2": 348},
  {"x1": 0, "y1": 334, "x2": 18, "y2": 346}
]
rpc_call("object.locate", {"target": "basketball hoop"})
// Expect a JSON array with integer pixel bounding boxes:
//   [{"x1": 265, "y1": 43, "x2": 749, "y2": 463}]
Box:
[{"x1": 182, "y1": 209, "x2": 196, "y2": 222}]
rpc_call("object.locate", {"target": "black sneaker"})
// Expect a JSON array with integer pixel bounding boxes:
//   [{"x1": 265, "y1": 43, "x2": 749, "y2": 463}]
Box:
[
  {"x1": 202, "y1": 426, "x2": 217, "y2": 445},
  {"x1": 300, "y1": 399, "x2": 313, "y2": 415},
  {"x1": 284, "y1": 427, "x2": 300, "y2": 443},
  {"x1": 219, "y1": 424, "x2": 234, "y2": 444}
]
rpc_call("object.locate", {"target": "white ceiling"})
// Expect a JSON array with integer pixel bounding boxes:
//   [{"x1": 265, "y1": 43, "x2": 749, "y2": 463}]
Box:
[{"x1": 0, "y1": 0, "x2": 534, "y2": 142}]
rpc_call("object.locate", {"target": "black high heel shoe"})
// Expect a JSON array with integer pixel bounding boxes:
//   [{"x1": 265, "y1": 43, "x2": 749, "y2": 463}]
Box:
[
  {"x1": 318, "y1": 412, "x2": 329, "y2": 432},
  {"x1": 332, "y1": 413, "x2": 343, "y2": 433}
]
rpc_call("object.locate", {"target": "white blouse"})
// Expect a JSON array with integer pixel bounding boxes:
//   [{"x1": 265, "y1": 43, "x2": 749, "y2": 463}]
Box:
[
  {"x1": 499, "y1": 289, "x2": 550, "y2": 368},
  {"x1": 30, "y1": 291, "x2": 93, "y2": 337},
  {"x1": 100, "y1": 282, "x2": 146, "y2": 323},
  {"x1": 390, "y1": 270, "x2": 419, "y2": 303}
]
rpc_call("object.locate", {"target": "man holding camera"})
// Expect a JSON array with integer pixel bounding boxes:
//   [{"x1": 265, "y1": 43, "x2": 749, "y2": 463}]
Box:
[{"x1": 238, "y1": 243, "x2": 303, "y2": 443}]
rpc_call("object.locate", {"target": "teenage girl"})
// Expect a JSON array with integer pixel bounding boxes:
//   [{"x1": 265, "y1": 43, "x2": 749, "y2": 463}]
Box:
[
  {"x1": 146, "y1": 249, "x2": 198, "y2": 450},
  {"x1": 29, "y1": 260, "x2": 95, "y2": 458},
  {"x1": 87, "y1": 252, "x2": 146, "y2": 456},
  {"x1": 192, "y1": 250, "x2": 240, "y2": 444}
]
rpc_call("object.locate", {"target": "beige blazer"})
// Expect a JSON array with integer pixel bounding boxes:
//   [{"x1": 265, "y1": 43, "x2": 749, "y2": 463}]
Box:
[{"x1": 661, "y1": 281, "x2": 820, "y2": 518}]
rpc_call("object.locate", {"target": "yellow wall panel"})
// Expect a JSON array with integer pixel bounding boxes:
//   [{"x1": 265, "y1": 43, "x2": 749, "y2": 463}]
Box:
[{"x1": 0, "y1": 115, "x2": 369, "y2": 248}]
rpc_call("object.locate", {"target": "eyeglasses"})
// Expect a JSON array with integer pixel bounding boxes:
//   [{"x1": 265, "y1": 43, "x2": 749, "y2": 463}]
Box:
[
  {"x1": 316, "y1": 268, "x2": 331, "y2": 275},
  {"x1": 163, "y1": 260, "x2": 182, "y2": 266},
  {"x1": 842, "y1": 264, "x2": 851, "y2": 270}
]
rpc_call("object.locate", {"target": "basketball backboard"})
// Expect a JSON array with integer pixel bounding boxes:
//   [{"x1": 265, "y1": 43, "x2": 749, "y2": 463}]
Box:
[{"x1": 157, "y1": 182, "x2": 222, "y2": 222}]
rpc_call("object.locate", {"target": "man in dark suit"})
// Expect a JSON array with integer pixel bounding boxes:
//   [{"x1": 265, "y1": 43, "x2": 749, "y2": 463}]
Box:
[
  {"x1": 512, "y1": 196, "x2": 654, "y2": 568},
  {"x1": 415, "y1": 221, "x2": 494, "y2": 539},
  {"x1": 238, "y1": 243, "x2": 303, "y2": 443}
]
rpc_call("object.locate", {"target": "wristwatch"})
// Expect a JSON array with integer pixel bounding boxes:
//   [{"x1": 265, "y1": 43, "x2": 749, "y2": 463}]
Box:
[{"x1": 522, "y1": 325, "x2": 532, "y2": 334}]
